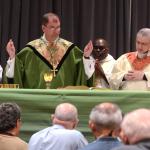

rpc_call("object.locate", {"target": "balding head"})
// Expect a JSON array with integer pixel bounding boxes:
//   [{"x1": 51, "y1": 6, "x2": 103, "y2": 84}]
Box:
[
  {"x1": 89, "y1": 102, "x2": 122, "y2": 130},
  {"x1": 52, "y1": 103, "x2": 79, "y2": 129},
  {"x1": 54, "y1": 103, "x2": 78, "y2": 122},
  {"x1": 93, "y1": 38, "x2": 109, "y2": 48},
  {"x1": 42, "y1": 12, "x2": 60, "y2": 26},
  {"x1": 120, "y1": 108, "x2": 150, "y2": 144}
]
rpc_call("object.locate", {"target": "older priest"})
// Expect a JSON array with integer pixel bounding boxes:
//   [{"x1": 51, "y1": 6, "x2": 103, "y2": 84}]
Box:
[
  {"x1": 4, "y1": 12, "x2": 87, "y2": 89},
  {"x1": 110, "y1": 28, "x2": 150, "y2": 90}
]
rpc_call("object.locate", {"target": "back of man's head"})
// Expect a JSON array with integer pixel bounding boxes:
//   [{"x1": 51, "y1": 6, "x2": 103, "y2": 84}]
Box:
[
  {"x1": 0, "y1": 103, "x2": 21, "y2": 134},
  {"x1": 52, "y1": 103, "x2": 79, "y2": 129},
  {"x1": 89, "y1": 102, "x2": 122, "y2": 131},
  {"x1": 121, "y1": 108, "x2": 150, "y2": 144}
]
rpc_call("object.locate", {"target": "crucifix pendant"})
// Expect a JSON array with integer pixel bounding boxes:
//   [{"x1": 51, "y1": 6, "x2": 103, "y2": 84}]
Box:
[{"x1": 51, "y1": 66, "x2": 58, "y2": 77}]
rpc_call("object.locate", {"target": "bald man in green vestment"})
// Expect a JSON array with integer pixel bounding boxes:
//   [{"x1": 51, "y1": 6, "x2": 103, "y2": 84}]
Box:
[{"x1": 4, "y1": 12, "x2": 92, "y2": 89}]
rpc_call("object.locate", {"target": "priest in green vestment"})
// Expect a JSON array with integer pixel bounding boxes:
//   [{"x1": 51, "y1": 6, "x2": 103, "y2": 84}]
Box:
[{"x1": 4, "y1": 12, "x2": 88, "y2": 89}]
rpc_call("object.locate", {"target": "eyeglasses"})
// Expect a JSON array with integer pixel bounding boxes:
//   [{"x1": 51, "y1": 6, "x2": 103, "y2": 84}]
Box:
[
  {"x1": 45, "y1": 25, "x2": 60, "y2": 30},
  {"x1": 93, "y1": 46, "x2": 106, "y2": 51}
]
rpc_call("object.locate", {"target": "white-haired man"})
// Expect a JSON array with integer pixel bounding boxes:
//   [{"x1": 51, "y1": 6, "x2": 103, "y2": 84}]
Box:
[
  {"x1": 80, "y1": 102, "x2": 123, "y2": 150},
  {"x1": 112, "y1": 108, "x2": 150, "y2": 150},
  {"x1": 29, "y1": 103, "x2": 88, "y2": 150},
  {"x1": 110, "y1": 28, "x2": 150, "y2": 90}
]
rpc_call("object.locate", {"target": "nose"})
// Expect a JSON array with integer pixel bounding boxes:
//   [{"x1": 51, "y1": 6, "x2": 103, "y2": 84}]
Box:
[
  {"x1": 55, "y1": 27, "x2": 60, "y2": 35},
  {"x1": 138, "y1": 43, "x2": 142, "y2": 49}
]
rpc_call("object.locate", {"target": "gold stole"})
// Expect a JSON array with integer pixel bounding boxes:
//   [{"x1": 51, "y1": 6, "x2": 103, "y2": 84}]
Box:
[{"x1": 28, "y1": 38, "x2": 72, "y2": 69}]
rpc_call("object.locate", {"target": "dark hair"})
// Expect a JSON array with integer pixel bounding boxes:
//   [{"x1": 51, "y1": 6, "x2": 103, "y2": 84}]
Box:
[
  {"x1": 42, "y1": 12, "x2": 59, "y2": 26},
  {"x1": 0, "y1": 103, "x2": 21, "y2": 133}
]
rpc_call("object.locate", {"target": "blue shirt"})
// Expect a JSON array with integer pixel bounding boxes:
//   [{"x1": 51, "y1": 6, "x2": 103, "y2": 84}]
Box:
[
  {"x1": 80, "y1": 137, "x2": 122, "y2": 150},
  {"x1": 29, "y1": 124, "x2": 88, "y2": 150}
]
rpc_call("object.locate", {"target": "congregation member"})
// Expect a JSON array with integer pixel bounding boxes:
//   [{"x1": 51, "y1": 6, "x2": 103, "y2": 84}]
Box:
[
  {"x1": 28, "y1": 103, "x2": 88, "y2": 150},
  {"x1": 4, "y1": 12, "x2": 89, "y2": 89},
  {"x1": 110, "y1": 28, "x2": 150, "y2": 90},
  {"x1": 0, "y1": 102, "x2": 28, "y2": 150},
  {"x1": 80, "y1": 102, "x2": 123, "y2": 150},
  {"x1": 83, "y1": 38, "x2": 115, "y2": 88},
  {"x1": 112, "y1": 108, "x2": 150, "y2": 150}
]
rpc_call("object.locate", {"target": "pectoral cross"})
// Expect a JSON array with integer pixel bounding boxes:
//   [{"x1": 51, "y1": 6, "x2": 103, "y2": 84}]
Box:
[{"x1": 51, "y1": 66, "x2": 58, "y2": 77}]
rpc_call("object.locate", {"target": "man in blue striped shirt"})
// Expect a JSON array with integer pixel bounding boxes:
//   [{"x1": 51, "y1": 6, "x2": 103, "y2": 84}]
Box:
[{"x1": 29, "y1": 103, "x2": 88, "y2": 150}]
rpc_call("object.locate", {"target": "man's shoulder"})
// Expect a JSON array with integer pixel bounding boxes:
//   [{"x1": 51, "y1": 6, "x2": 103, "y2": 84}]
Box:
[
  {"x1": 104, "y1": 54, "x2": 116, "y2": 62},
  {"x1": 80, "y1": 140, "x2": 100, "y2": 150},
  {"x1": 27, "y1": 39, "x2": 41, "y2": 46},
  {"x1": 58, "y1": 38, "x2": 73, "y2": 46},
  {"x1": 116, "y1": 52, "x2": 133, "y2": 62},
  {"x1": 27, "y1": 38, "x2": 73, "y2": 46},
  {"x1": 81, "y1": 138, "x2": 122, "y2": 150},
  {"x1": 15, "y1": 137, "x2": 28, "y2": 148},
  {"x1": 30, "y1": 127, "x2": 83, "y2": 138},
  {"x1": 6, "y1": 136, "x2": 28, "y2": 149},
  {"x1": 69, "y1": 129, "x2": 84, "y2": 136},
  {"x1": 54, "y1": 128, "x2": 87, "y2": 143},
  {"x1": 27, "y1": 38, "x2": 77, "y2": 53},
  {"x1": 119, "y1": 52, "x2": 136, "y2": 58},
  {"x1": 112, "y1": 145, "x2": 141, "y2": 150},
  {"x1": 30, "y1": 127, "x2": 50, "y2": 139},
  {"x1": 17, "y1": 39, "x2": 40, "y2": 55},
  {"x1": 56, "y1": 128, "x2": 84, "y2": 138}
]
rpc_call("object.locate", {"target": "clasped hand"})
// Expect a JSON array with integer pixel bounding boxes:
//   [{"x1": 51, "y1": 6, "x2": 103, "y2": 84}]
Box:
[{"x1": 124, "y1": 70, "x2": 144, "y2": 81}]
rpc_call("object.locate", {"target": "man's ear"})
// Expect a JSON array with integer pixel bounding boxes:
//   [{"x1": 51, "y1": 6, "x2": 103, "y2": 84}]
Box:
[
  {"x1": 15, "y1": 119, "x2": 21, "y2": 136},
  {"x1": 72, "y1": 121, "x2": 77, "y2": 129},
  {"x1": 88, "y1": 120, "x2": 96, "y2": 131},
  {"x1": 51, "y1": 114, "x2": 54, "y2": 121},
  {"x1": 119, "y1": 130, "x2": 129, "y2": 144},
  {"x1": 42, "y1": 25, "x2": 46, "y2": 32}
]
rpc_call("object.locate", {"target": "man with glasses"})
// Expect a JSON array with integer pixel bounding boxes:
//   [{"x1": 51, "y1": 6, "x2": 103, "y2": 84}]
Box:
[
  {"x1": 4, "y1": 12, "x2": 88, "y2": 89},
  {"x1": 83, "y1": 38, "x2": 116, "y2": 88},
  {"x1": 0, "y1": 102, "x2": 28, "y2": 150},
  {"x1": 110, "y1": 28, "x2": 150, "y2": 90}
]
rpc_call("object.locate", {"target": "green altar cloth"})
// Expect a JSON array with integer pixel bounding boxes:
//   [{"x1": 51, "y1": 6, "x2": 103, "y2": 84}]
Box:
[{"x1": 0, "y1": 89, "x2": 149, "y2": 142}]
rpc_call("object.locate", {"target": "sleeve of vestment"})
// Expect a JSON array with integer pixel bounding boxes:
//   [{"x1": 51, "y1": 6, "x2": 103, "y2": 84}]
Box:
[{"x1": 109, "y1": 54, "x2": 127, "y2": 90}]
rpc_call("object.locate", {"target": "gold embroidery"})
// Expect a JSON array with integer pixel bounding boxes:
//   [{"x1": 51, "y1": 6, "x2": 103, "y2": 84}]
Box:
[{"x1": 28, "y1": 38, "x2": 72, "y2": 69}]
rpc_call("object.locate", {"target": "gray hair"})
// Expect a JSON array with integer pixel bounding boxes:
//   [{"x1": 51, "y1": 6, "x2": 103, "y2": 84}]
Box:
[
  {"x1": 54, "y1": 103, "x2": 78, "y2": 122},
  {"x1": 121, "y1": 108, "x2": 150, "y2": 142},
  {"x1": 137, "y1": 28, "x2": 150, "y2": 40},
  {"x1": 90, "y1": 103, "x2": 122, "y2": 130},
  {"x1": 0, "y1": 103, "x2": 21, "y2": 133}
]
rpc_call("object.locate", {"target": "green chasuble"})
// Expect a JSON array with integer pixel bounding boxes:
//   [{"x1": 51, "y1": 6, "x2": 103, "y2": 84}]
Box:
[{"x1": 5, "y1": 38, "x2": 88, "y2": 89}]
